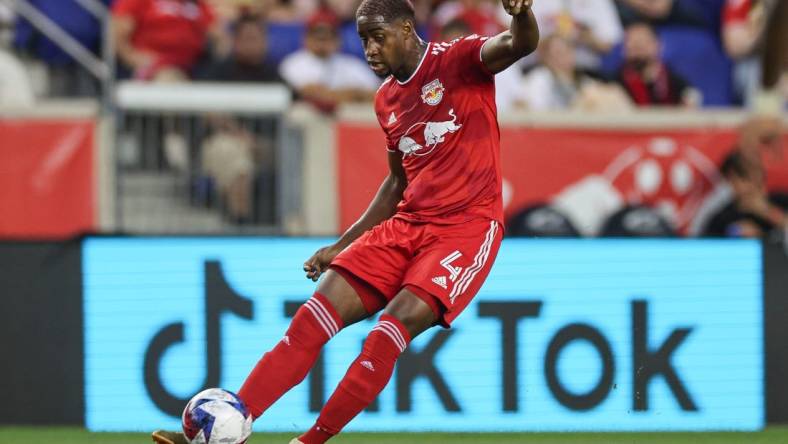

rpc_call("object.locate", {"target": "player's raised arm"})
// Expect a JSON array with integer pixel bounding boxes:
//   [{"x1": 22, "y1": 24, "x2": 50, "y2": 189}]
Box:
[{"x1": 481, "y1": 0, "x2": 539, "y2": 74}]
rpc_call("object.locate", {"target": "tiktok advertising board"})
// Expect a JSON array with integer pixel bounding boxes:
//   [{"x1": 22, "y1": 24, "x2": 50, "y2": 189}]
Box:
[{"x1": 83, "y1": 238, "x2": 763, "y2": 432}]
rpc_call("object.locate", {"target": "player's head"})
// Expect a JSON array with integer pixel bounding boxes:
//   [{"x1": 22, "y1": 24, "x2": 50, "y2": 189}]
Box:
[{"x1": 356, "y1": 0, "x2": 418, "y2": 78}]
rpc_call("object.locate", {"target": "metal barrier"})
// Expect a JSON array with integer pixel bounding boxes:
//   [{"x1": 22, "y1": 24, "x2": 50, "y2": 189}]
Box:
[
  {"x1": 113, "y1": 81, "x2": 298, "y2": 234},
  {"x1": 4, "y1": 0, "x2": 114, "y2": 105}
]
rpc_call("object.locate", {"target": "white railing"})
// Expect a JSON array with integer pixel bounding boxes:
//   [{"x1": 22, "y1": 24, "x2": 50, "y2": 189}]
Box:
[
  {"x1": 3, "y1": 0, "x2": 115, "y2": 105},
  {"x1": 113, "y1": 82, "x2": 297, "y2": 234}
]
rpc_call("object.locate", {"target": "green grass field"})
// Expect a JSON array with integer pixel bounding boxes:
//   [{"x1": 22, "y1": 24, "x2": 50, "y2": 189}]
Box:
[{"x1": 2, "y1": 427, "x2": 788, "y2": 444}]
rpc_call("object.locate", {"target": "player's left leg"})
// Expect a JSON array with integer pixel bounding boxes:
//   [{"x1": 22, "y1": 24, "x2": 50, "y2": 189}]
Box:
[{"x1": 296, "y1": 289, "x2": 440, "y2": 444}]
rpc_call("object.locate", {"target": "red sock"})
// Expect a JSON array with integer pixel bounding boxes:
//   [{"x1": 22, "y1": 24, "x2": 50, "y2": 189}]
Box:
[
  {"x1": 238, "y1": 292, "x2": 343, "y2": 419},
  {"x1": 300, "y1": 315, "x2": 411, "y2": 444}
]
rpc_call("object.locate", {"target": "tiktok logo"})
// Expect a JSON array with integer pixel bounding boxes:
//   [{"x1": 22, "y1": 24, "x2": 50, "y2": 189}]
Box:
[{"x1": 143, "y1": 261, "x2": 254, "y2": 417}]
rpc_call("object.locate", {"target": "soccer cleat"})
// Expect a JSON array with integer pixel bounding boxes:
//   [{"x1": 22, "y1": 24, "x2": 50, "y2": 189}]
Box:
[
  {"x1": 288, "y1": 439, "x2": 305, "y2": 444},
  {"x1": 152, "y1": 430, "x2": 189, "y2": 444}
]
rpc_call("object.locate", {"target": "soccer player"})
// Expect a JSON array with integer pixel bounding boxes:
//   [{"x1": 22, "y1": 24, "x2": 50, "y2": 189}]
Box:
[{"x1": 153, "y1": 0, "x2": 538, "y2": 443}]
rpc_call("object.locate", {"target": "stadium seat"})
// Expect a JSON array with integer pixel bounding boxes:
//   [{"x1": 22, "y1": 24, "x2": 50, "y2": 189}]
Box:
[
  {"x1": 267, "y1": 21, "x2": 373, "y2": 65},
  {"x1": 339, "y1": 22, "x2": 367, "y2": 60},
  {"x1": 680, "y1": 0, "x2": 727, "y2": 32},
  {"x1": 266, "y1": 23, "x2": 305, "y2": 66},
  {"x1": 13, "y1": 0, "x2": 108, "y2": 65}
]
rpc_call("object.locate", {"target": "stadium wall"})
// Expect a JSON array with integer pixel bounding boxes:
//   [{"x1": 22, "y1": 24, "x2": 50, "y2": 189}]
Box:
[
  {"x1": 764, "y1": 238, "x2": 788, "y2": 423},
  {"x1": 0, "y1": 241, "x2": 83, "y2": 424},
  {"x1": 332, "y1": 107, "x2": 788, "y2": 237},
  {"x1": 0, "y1": 101, "x2": 115, "y2": 238},
  {"x1": 2, "y1": 237, "x2": 787, "y2": 429}
]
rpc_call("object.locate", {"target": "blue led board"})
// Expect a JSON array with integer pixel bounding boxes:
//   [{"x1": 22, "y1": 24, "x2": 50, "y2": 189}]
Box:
[{"x1": 84, "y1": 238, "x2": 763, "y2": 432}]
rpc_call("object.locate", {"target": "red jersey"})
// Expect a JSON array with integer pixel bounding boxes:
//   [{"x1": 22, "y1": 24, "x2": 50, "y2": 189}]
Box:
[
  {"x1": 374, "y1": 35, "x2": 503, "y2": 225},
  {"x1": 112, "y1": 0, "x2": 214, "y2": 70}
]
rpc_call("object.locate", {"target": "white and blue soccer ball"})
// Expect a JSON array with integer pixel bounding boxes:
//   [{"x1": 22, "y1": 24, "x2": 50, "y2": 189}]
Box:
[{"x1": 182, "y1": 388, "x2": 253, "y2": 444}]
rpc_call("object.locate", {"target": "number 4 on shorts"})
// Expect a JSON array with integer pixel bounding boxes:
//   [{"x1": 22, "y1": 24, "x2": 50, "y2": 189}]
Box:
[{"x1": 440, "y1": 250, "x2": 463, "y2": 282}]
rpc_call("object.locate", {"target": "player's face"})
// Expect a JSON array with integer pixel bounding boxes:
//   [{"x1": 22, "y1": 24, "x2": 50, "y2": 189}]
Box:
[{"x1": 357, "y1": 16, "x2": 407, "y2": 78}]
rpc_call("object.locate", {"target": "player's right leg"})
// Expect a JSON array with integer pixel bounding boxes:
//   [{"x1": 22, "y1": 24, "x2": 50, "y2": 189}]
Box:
[
  {"x1": 236, "y1": 269, "x2": 371, "y2": 419},
  {"x1": 297, "y1": 288, "x2": 439, "y2": 444}
]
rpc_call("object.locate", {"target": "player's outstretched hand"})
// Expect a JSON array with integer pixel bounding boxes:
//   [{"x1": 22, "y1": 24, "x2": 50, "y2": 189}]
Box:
[
  {"x1": 503, "y1": 0, "x2": 533, "y2": 16},
  {"x1": 303, "y1": 245, "x2": 341, "y2": 282}
]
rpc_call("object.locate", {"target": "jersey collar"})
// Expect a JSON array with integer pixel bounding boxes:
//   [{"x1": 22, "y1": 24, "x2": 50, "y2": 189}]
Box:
[{"x1": 397, "y1": 42, "x2": 431, "y2": 86}]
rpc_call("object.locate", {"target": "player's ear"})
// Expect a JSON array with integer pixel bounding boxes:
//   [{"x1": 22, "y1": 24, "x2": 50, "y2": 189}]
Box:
[{"x1": 400, "y1": 18, "x2": 414, "y2": 37}]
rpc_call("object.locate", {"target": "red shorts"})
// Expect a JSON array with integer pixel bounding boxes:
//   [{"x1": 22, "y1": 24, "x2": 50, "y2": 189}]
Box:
[{"x1": 331, "y1": 216, "x2": 502, "y2": 328}]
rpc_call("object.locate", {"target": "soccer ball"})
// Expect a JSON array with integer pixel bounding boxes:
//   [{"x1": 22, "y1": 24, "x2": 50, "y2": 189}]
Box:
[{"x1": 182, "y1": 388, "x2": 253, "y2": 444}]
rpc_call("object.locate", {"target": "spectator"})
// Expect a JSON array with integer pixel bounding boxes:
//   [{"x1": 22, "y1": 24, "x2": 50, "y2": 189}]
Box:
[
  {"x1": 616, "y1": 22, "x2": 699, "y2": 107},
  {"x1": 197, "y1": 15, "x2": 280, "y2": 82},
  {"x1": 279, "y1": 10, "x2": 379, "y2": 112},
  {"x1": 737, "y1": 92, "x2": 784, "y2": 185},
  {"x1": 530, "y1": 0, "x2": 623, "y2": 72},
  {"x1": 200, "y1": 122, "x2": 261, "y2": 224},
  {"x1": 689, "y1": 91, "x2": 785, "y2": 236},
  {"x1": 722, "y1": 0, "x2": 774, "y2": 105},
  {"x1": 615, "y1": 0, "x2": 708, "y2": 27},
  {"x1": 440, "y1": 18, "x2": 527, "y2": 112},
  {"x1": 112, "y1": 0, "x2": 217, "y2": 81},
  {"x1": 521, "y1": 34, "x2": 632, "y2": 111},
  {"x1": 197, "y1": 14, "x2": 281, "y2": 224},
  {"x1": 522, "y1": 34, "x2": 599, "y2": 110},
  {"x1": 703, "y1": 150, "x2": 786, "y2": 237}
]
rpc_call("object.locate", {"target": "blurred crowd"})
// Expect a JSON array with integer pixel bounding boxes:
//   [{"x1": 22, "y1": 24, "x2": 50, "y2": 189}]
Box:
[
  {"x1": 0, "y1": 0, "x2": 786, "y2": 109},
  {"x1": 0, "y1": 0, "x2": 785, "y2": 236}
]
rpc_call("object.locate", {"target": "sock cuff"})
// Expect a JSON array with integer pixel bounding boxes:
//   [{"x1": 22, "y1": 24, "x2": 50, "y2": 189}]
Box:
[
  {"x1": 373, "y1": 315, "x2": 411, "y2": 352},
  {"x1": 304, "y1": 292, "x2": 344, "y2": 339}
]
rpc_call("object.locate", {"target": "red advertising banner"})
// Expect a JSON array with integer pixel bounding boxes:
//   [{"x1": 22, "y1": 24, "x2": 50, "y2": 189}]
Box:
[
  {"x1": 337, "y1": 123, "x2": 788, "y2": 235},
  {"x1": 0, "y1": 119, "x2": 96, "y2": 238}
]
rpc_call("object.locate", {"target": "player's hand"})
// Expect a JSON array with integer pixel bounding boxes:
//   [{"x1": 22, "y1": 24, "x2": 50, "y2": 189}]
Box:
[
  {"x1": 303, "y1": 245, "x2": 342, "y2": 282},
  {"x1": 503, "y1": 0, "x2": 533, "y2": 16}
]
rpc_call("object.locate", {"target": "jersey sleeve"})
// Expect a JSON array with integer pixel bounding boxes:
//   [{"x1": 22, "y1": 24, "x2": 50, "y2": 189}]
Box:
[{"x1": 444, "y1": 35, "x2": 494, "y2": 84}]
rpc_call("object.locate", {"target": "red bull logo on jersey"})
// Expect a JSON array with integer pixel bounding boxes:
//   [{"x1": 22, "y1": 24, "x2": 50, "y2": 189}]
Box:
[
  {"x1": 421, "y1": 79, "x2": 445, "y2": 106},
  {"x1": 398, "y1": 109, "x2": 463, "y2": 157}
]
